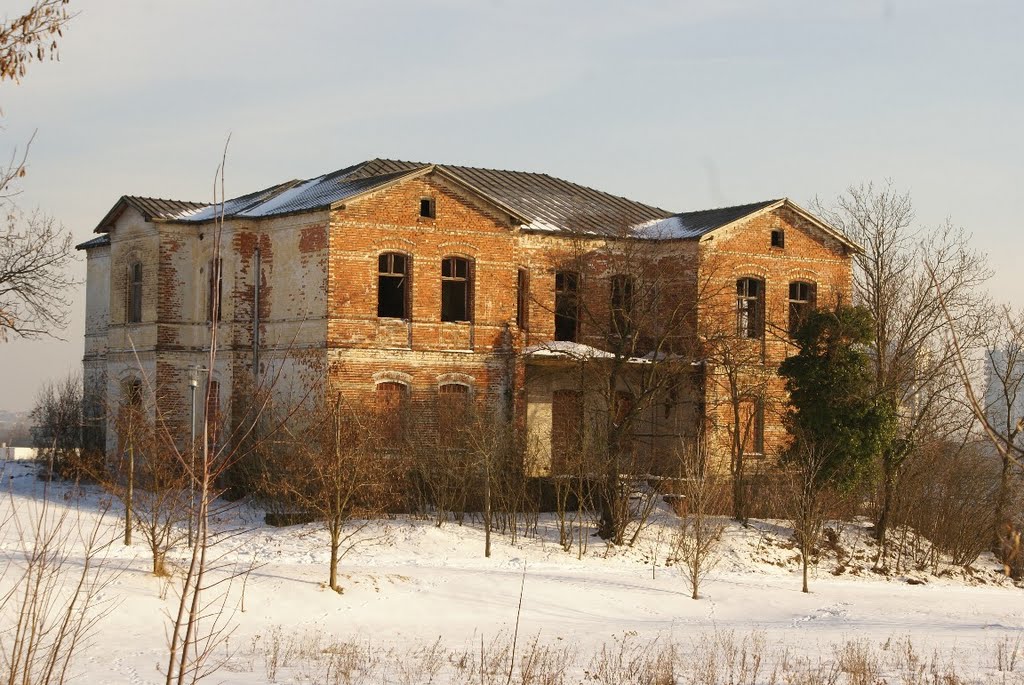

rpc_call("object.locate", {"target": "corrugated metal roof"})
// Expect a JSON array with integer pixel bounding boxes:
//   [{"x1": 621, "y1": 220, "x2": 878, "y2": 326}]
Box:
[
  {"x1": 124, "y1": 196, "x2": 206, "y2": 221},
  {"x1": 162, "y1": 159, "x2": 671, "y2": 235},
  {"x1": 75, "y1": 234, "x2": 111, "y2": 250},
  {"x1": 634, "y1": 199, "x2": 782, "y2": 240}
]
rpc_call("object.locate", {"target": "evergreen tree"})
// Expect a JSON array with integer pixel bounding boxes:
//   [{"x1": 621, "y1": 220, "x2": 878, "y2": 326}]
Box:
[{"x1": 779, "y1": 306, "x2": 896, "y2": 489}]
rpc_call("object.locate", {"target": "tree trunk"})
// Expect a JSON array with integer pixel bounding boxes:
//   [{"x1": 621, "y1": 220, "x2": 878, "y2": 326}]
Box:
[
  {"x1": 125, "y1": 439, "x2": 134, "y2": 546},
  {"x1": 875, "y1": 460, "x2": 895, "y2": 548},
  {"x1": 329, "y1": 524, "x2": 341, "y2": 593},
  {"x1": 802, "y1": 549, "x2": 809, "y2": 593}
]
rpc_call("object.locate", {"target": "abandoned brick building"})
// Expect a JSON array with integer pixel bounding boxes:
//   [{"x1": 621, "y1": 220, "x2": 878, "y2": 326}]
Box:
[{"x1": 76, "y1": 158, "x2": 857, "y2": 477}]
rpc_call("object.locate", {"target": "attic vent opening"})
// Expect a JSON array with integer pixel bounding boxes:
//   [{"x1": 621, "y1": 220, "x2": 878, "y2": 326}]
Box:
[
  {"x1": 420, "y1": 197, "x2": 435, "y2": 219},
  {"x1": 771, "y1": 229, "x2": 785, "y2": 248}
]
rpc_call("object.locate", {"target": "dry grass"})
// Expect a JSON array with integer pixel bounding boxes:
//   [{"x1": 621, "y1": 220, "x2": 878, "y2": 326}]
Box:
[{"x1": 236, "y1": 629, "x2": 1024, "y2": 685}]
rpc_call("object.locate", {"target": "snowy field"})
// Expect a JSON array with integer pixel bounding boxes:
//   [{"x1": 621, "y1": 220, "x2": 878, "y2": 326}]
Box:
[{"x1": 1, "y1": 458, "x2": 1022, "y2": 684}]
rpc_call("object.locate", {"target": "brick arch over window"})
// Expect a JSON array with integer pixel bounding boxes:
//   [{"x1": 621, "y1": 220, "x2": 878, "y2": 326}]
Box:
[
  {"x1": 372, "y1": 370, "x2": 413, "y2": 387},
  {"x1": 436, "y1": 372, "x2": 474, "y2": 389}
]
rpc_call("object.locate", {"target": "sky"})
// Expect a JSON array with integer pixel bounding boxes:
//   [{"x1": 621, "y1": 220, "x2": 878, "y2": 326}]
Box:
[{"x1": 0, "y1": 0, "x2": 1022, "y2": 412}]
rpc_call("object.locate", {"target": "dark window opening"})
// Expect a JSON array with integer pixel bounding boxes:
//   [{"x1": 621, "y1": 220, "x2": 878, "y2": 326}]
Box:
[
  {"x1": 516, "y1": 268, "x2": 529, "y2": 330},
  {"x1": 788, "y1": 281, "x2": 816, "y2": 337},
  {"x1": 554, "y1": 271, "x2": 579, "y2": 342},
  {"x1": 441, "y1": 256, "x2": 471, "y2": 322},
  {"x1": 208, "y1": 258, "x2": 222, "y2": 322},
  {"x1": 376, "y1": 381, "x2": 408, "y2": 443},
  {"x1": 128, "y1": 262, "x2": 143, "y2": 323},
  {"x1": 610, "y1": 274, "x2": 634, "y2": 338},
  {"x1": 378, "y1": 252, "x2": 409, "y2": 319},
  {"x1": 771, "y1": 230, "x2": 785, "y2": 248},
  {"x1": 736, "y1": 278, "x2": 764, "y2": 339},
  {"x1": 420, "y1": 197, "x2": 435, "y2": 219}
]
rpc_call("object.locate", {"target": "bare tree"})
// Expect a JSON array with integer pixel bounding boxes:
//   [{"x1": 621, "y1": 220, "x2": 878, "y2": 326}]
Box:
[
  {"x1": 813, "y1": 181, "x2": 990, "y2": 550},
  {"x1": 263, "y1": 393, "x2": 394, "y2": 592},
  {"x1": 672, "y1": 440, "x2": 726, "y2": 600},
  {"x1": 29, "y1": 372, "x2": 82, "y2": 479},
  {"x1": 784, "y1": 435, "x2": 838, "y2": 594},
  {"x1": 0, "y1": 471, "x2": 119, "y2": 685},
  {"x1": 0, "y1": 1, "x2": 76, "y2": 341},
  {"x1": 980, "y1": 308, "x2": 1024, "y2": 550}
]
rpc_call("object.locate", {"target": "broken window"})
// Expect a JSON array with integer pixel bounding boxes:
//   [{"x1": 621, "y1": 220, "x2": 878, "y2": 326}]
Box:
[
  {"x1": 551, "y1": 389, "x2": 584, "y2": 474},
  {"x1": 738, "y1": 396, "x2": 764, "y2": 455},
  {"x1": 208, "y1": 258, "x2": 222, "y2": 322},
  {"x1": 438, "y1": 383, "x2": 469, "y2": 447},
  {"x1": 378, "y1": 252, "x2": 410, "y2": 319},
  {"x1": 610, "y1": 274, "x2": 634, "y2": 338},
  {"x1": 554, "y1": 271, "x2": 579, "y2": 342},
  {"x1": 420, "y1": 197, "x2": 435, "y2": 219},
  {"x1": 441, "y1": 256, "x2": 471, "y2": 322},
  {"x1": 788, "y1": 281, "x2": 816, "y2": 337},
  {"x1": 771, "y1": 229, "x2": 785, "y2": 248},
  {"x1": 516, "y1": 268, "x2": 529, "y2": 330},
  {"x1": 376, "y1": 381, "x2": 408, "y2": 443},
  {"x1": 128, "y1": 261, "x2": 142, "y2": 323},
  {"x1": 736, "y1": 278, "x2": 764, "y2": 339}
]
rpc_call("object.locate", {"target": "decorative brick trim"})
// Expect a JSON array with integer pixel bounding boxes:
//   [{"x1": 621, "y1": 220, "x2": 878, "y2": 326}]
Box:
[
  {"x1": 436, "y1": 372, "x2": 474, "y2": 388},
  {"x1": 372, "y1": 370, "x2": 413, "y2": 387}
]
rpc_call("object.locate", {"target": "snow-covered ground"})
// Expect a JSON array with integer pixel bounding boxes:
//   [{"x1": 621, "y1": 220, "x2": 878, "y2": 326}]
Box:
[{"x1": 1, "y1": 459, "x2": 1021, "y2": 684}]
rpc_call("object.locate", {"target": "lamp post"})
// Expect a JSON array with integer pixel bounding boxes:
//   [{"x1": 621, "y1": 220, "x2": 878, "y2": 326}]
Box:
[{"x1": 187, "y1": 365, "x2": 207, "y2": 548}]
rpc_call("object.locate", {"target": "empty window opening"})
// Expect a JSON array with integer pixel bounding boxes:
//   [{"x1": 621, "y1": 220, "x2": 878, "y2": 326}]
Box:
[
  {"x1": 771, "y1": 230, "x2": 785, "y2": 248},
  {"x1": 128, "y1": 262, "x2": 143, "y2": 323},
  {"x1": 516, "y1": 268, "x2": 529, "y2": 330},
  {"x1": 441, "y1": 256, "x2": 471, "y2": 322},
  {"x1": 420, "y1": 197, "x2": 435, "y2": 219},
  {"x1": 554, "y1": 271, "x2": 579, "y2": 342},
  {"x1": 378, "y1": 252, "x2": 409, "y2": 319},
  {"x1": 208, "y1": 258, "x2": 223, "y2": 322},
  {"x1": 788, "y1": 281, "x2": 816, "y2": 337},
  {"x1": 438, "y1": 383, "x2": 469, "y2": 447},
  {"x1": 376, "y1": 381, "x2": 409, "y2": 443},
  {"x1": 610, "y1": 274, "x2": 635, "y2": 337},
  {"x1": 736, "y1": 278, "x2": 764, "y2": 339}
]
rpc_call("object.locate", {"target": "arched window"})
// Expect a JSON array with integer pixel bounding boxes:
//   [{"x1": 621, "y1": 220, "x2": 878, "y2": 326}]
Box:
[
  {"x1": 788, "y1": 281, "x2": 816, "y2": 337},
  {"x1": 378, "y1": 252, "x2": 410, "y2": 319},
  {"x1": 735, "y1": 278, "x2": 764, "y2": 339},
  {"x1": 376, "y1": 381, "x2": 409, "y2": 443},
  {"x1": 441, "y1": 256, "x2": 472, "y2": 322},
  {"x1": 128, "y1": 262, "x2": 143, "y2": 323}
]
